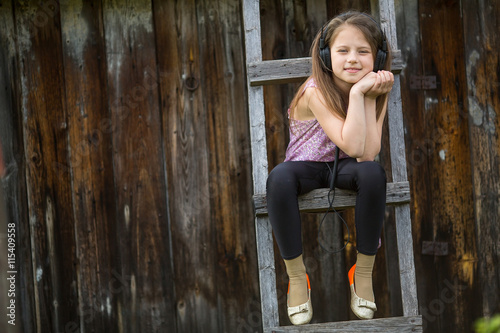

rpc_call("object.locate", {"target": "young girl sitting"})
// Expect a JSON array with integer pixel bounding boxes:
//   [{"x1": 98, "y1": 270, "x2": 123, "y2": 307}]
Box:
[{"x1": 266, "y1": 11, "x2": 394, "y2": 325}]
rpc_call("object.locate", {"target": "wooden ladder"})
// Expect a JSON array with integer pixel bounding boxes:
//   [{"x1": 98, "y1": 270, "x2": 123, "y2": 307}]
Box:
[{"x1": 242, "y1": 0, "x2": 422, "y2": 332}]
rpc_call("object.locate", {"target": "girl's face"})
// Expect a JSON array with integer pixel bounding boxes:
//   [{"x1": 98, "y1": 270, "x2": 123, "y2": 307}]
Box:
[{"x1": 329, "y1": 25, "x2": 374, "y2": 92}]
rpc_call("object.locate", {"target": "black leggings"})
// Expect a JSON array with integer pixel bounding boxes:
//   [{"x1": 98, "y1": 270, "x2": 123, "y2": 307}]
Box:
[{"x1": 266, "y1": 158, "x2": 386, "y2": 259}]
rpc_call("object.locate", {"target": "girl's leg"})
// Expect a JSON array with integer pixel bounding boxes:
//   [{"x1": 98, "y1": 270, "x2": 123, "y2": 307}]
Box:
[
  {"x1": 267, "y1": 161, "x2": 330, "y2": 259},
  {"x1": 332, "y1": 158, "x2": 386, "y2": 255},
  {"x1": 284, "y1": 254, "x2": 307, "y2": 307},
  {"x1": 332, "y1": 158, "x2": 386, "y2": 303},
  {"x1": 266, "y1": 161, "x2": 329, "y2": 307}
]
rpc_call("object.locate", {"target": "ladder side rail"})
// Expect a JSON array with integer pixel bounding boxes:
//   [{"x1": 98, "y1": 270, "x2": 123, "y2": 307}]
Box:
[
  {"x1": 378, "y1": 0, "x2": 420, "y2": 317},
  {"x1": 242, "y1": 0, "x2": 279, "y2": 329}
]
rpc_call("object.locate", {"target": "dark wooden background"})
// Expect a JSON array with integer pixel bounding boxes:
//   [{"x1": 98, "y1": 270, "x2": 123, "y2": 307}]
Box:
[{"x1": 0, "y1": 0, "x2": 498, "y2": 332}]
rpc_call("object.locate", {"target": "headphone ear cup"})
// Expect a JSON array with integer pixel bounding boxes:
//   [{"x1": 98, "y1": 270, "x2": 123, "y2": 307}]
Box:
[
  {"x1": 320, "y1": 46, "x2": 332, "y2": 72},
  {"x1": 373, "y1": 49, "x2": 387, "y2": 72}
]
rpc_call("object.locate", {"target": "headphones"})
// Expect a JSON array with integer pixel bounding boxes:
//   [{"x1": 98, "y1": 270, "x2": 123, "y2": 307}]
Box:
[{"x1": 319, "y1": 12, "x2": 387, "y2": 73}]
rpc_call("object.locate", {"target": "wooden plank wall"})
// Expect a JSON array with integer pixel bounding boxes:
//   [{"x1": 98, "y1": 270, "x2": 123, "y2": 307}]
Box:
[
  {"x1": 60, "y1": 2, "x2": 120, "y2": 331},
  {"x1": 13, "y1": 2, "x2": 80, "y2": 332},
  {"x1": 462, "y1": 0, "x2": 500, "y2": 321},
  {"x1": 0, "y1": 0, "x2": 498, "y2": 332},
  {"x1": 0, "y1": 1, "x2": 33, "y2": 332},
  {"x1": 396, "y1": 0, "x2": 500, "y2": 332},
  {"x1": 0, "y1": 0, "x2": 258, "y2": 332},
  {"x1": 403, "y1": 1, "x2": 479, "y2": 330}
]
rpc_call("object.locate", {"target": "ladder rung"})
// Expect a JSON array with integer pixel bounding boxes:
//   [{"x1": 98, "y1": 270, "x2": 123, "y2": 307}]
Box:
[
  {"x1": 264, "y1": 315, "x2": 422, "y2": 333},
  {"x1": 248, "y1": 57, "x2": 312, "y2": 86},
  {"x1": 253, "y1": 181, "x2": 410, "y2": 216},
  {"x1": 248, "y1": 50, "x2": 403, "y2": 86}
]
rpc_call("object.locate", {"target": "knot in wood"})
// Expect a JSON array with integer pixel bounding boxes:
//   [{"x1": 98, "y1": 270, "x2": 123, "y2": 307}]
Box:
[{"x1": 184, "y1": 76, "x2": 199, "y2": 92}]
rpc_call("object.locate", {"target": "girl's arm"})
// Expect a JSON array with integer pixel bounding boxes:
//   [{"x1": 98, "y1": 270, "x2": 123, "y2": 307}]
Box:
[
  {"x1": 357, "y1": 71, "x2": 393, "y2": 161},
  {"x1": 305, "y1": 71, "x2": 393, "y2": 158},
  {"x1": 306, "y1": 87, "x2": 367, "y2": 157},
  {"x1": 356, "y1": 97, "x2": 387, "y2": 161},
  {"x1": 306, "y1": 72, "x2": 379, "y2": 157}
]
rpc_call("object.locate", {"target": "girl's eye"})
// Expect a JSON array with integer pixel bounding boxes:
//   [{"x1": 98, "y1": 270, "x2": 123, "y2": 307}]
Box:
[{"x1": 338, "y1": 49, "x2": 347, "y2": 53}]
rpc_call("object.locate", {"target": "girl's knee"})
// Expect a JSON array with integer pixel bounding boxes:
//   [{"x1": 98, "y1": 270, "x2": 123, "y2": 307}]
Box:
[
  {"x1": 267, "y1": 163, "x2": 296, "y2": 193},
  {"x1": 357, "y1": 161, "x2": 386, "y2": 187}
]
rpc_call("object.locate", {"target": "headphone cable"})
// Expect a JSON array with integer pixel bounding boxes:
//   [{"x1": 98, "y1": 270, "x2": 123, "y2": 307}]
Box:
[{"x1": 318, "y1": 147, "x2": 350, "y2": 254}]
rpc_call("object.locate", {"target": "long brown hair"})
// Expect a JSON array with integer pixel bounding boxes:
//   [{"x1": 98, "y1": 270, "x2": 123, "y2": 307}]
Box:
[{"x1": 289, "y1": 11, "x2": 392, "y2": 121}]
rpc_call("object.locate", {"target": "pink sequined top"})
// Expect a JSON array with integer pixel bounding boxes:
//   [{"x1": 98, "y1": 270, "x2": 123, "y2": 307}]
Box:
[{"x1": 284, "y1": 79, "x2": 348, "y2": 162}]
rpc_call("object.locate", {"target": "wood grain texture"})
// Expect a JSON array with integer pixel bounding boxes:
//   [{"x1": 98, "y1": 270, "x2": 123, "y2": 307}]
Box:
[
  {"x1": 0, "y1": 3, "x2": 29, "y2": 332},
  {"x1": 195, "y1": 0, "x2": 261, "y2": 331},
  {"x1": 13, "y1": 1, "x2": 79, "y2": 331},
  {"x1": 153, "y1": 0, "x2": 220, "y2": 331},
  {"x1": 462, "y1": 0, "x2": 500, "y2": 319},
  {"x1": 59, "y1": 1, "x2": 121, "y2": 331},
  {"x1": 383, "y1": 0, "x2": 424, "y2": 318},
  {"x1": 102, "y1": 0, "x2": 174, "y2": 331},
  {"x1": 394, "y1": 0, "x2": 437, "y2": 324},
  {"x1": 259, "y1": 2, "x2": 299, "y2": 325},
  {"x1": 379, "y1": 0, "x2": 419, "y2": 317},
  {"x1": 244, "y1": 0, "x2": 279, "y2": 329},
  {"x1": 328, "y1": 0, "x2": 371, "y2": 14},
  {"x1": 248, "y1": 57, "x2": 313, "y2": 86},
  {"x1": 260, "y1": 0, "x2": 289, "y2": 170},
  {"x1": 412, "y1": 0, "x2": 478, "y2": 331}
]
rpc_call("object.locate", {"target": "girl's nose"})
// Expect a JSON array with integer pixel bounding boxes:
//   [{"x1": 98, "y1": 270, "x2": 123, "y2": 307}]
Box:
[{"x1": 347, "y1": 52, "x2": 358, "y2": 63}]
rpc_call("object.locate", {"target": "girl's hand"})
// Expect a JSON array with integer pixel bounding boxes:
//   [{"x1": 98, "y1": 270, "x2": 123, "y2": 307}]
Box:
[
  {"x1": 365, "y1": 70, "x2": 394, "y2": 98},
  {"x1": 350, "y1": 72, "x2": 378, "y2": 96}
]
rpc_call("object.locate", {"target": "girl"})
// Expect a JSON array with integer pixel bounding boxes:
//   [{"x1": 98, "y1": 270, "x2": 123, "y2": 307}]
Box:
[{"x1": 266, "y1": 11, "x2": 394, "y2": 325}]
